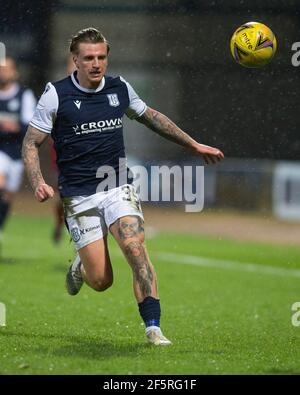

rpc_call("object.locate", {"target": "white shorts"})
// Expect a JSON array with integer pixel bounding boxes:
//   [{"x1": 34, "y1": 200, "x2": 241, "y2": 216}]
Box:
[
  {"x1": 63, "y1": 184, "x2": 144, "y2": 250},
  {"x1": 0, "y1": 151, "x2": 24, "y2": 192}
]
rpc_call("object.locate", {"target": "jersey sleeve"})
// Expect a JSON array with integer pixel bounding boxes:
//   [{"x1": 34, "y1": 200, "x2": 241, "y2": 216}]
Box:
[
  {"x1": 29, "y1": 82, "x2": 58, "y2": 133},
  {"x1": 120, "y1": 76, "x2": 147, "y2": 119},
  {"x1": 20, "y1": 89, "x2": 37, "y2": 125}
]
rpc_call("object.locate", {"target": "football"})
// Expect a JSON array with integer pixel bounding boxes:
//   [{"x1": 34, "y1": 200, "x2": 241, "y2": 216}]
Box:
[{"x1": 230, "y1": 22, "x2": 277, "y2": 67}]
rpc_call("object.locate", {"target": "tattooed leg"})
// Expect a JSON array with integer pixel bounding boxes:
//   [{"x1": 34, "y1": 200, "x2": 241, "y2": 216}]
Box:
[
  {"x1": 125, "y1": 240, "x2": 154, "y2": 298},
  {"x1": 110, "y1": 216, "x2": 158, "y2": 302}
]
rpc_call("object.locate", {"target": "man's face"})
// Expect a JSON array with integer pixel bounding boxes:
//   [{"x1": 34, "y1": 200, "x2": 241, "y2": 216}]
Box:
[
  {"x1": 73, "y1": 42, "x2": 108, "y2": 88},
  {"x1": 0, "y1": 58, "x2": 18, "y2": 86}
]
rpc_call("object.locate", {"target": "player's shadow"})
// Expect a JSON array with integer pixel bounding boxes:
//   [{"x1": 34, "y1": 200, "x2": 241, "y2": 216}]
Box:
[
  {"x1": 52, "y1": 337, "x2": 147, "y2": 360},
  {"x1": 1, "y1": 330, "x2": 148, "y2": 359}
]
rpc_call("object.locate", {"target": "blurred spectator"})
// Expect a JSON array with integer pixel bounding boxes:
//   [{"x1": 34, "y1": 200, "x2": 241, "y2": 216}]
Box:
[{"x1": 0, "y1": 57, "x2": 36, "y2": 250}]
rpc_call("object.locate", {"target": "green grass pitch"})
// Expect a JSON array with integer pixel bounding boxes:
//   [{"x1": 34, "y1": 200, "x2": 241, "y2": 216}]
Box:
[{"x1": 0, "y1": 215, "x2": 300, "y2": 374}]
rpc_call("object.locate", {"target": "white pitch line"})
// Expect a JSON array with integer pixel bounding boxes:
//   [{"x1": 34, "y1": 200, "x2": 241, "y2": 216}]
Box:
[
  {"x1": 153, "y1": 252, "x2": 300, "y2": 278},
  {"x1": 111, "y1": 249, "x2": 300, "y2": 278}
]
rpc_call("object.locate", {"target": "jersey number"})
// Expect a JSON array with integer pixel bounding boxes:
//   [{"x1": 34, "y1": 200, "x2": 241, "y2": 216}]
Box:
[{"x1": 121, "y1": 185, "x2": 141, "y2": 211}]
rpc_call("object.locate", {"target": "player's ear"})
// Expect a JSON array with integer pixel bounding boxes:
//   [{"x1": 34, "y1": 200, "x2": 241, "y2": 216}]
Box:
[{"x1": 73, "y1": 55, "x2": 79, "y2": 69}]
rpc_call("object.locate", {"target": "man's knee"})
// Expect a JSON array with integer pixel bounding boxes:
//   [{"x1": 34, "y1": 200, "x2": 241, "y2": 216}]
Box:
[
  {"x1": 124, "y1": 239, "x2": 146, "y2": 261},
  {"x1": 90, "y1": 276, "x2": 113, "y2": 292}
]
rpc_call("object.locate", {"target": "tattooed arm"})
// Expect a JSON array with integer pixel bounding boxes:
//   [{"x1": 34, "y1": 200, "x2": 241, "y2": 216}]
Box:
[
  {"x1": 22, "y1": 125, "x2": 54, "y2": 202},
  {"x1": 136, "y1": 107, "x2": 224, "y2": 164}
]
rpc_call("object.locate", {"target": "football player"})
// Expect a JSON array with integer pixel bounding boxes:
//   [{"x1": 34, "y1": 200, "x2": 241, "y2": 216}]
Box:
[{"x1": 22, "y1": 28, "x2": 224, "y2": 345}]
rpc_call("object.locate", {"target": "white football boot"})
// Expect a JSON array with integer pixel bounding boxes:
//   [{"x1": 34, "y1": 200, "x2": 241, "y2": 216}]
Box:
[
  {"x1": 146, "y1": 326, "x2": 172, "y2": 346},
  {"x1": 65, "y1": 254, "x2": 83, "y2": 295}
]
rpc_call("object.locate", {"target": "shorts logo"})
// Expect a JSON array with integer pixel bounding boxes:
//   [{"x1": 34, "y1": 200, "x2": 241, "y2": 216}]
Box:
[
  {"x1": 107, "y1": 94, "x2": 120, "y2": 107},
  {"x1": 71, "y1": 227, "x2": 81, "y2": 242}
]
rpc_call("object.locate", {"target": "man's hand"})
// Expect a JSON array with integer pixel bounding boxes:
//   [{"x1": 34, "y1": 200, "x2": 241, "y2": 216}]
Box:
[
  {"x1": 193, "y1": 143, "x2": 224, "y2": 164},
  {"x1": 34, "y1": 183, "x2": 55, "y2": 202}
]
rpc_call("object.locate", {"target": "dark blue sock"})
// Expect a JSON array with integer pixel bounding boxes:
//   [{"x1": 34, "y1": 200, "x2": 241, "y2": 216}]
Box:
[{"x1": 138, "y1": 296, "x2": 161, "y2": 328}]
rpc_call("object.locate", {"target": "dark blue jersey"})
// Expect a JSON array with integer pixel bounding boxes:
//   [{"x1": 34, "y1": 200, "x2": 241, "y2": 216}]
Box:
[
  {"x1": 30, "y1": 73, "x2": 146, "y2": 197},
  {"x1": 0, "y1": 83, "x2": 36, "y2": 160}
]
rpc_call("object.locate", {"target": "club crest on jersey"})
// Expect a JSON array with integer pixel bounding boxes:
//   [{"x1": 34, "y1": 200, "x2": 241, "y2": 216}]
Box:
[{"x1": 107, "y1": 94, "x2": 120, "y2": 107}]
